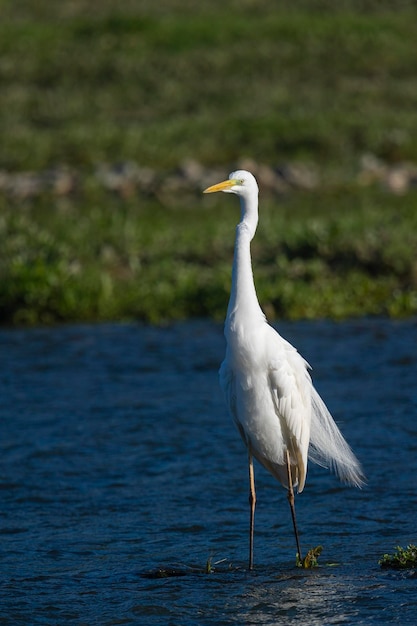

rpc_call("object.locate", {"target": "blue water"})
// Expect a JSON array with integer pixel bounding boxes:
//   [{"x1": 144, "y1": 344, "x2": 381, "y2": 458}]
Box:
[{"x1": 1, "y1": 319, "x2": 416, "y2": 624}]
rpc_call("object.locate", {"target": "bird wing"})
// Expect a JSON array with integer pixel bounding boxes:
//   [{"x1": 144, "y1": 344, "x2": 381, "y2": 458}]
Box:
[
  {"x1": 268, "y1": 327, "x2": 364, "y2": 489},
  {"x1": 266, "y1": 326, "x2": 312, "y2": 491}
]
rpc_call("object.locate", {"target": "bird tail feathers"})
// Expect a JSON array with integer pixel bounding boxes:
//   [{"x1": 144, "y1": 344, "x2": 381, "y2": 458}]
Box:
[{"x1": 308, "y1": 387, "x2": 365, "y2": 488}]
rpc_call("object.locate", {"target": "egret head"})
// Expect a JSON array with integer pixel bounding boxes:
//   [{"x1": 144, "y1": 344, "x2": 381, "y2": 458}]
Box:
[{"x1": 203, "y1": 170, "x2": 258, "y2": 197}]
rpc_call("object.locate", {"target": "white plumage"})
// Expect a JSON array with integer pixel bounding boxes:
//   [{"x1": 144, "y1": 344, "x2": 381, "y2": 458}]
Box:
[{"x1": 204, "y1": 170, "x2": 364, "y2": 568}]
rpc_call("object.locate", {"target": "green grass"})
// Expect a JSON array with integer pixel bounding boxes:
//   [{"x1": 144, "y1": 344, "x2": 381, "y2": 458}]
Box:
[
  {"x1": 1, "y1": 186, "x2": 416, "y2": 325},
  {"x1": 1, "y1": 0, "x2": 417, "y2": 324},
  {"x1": 379, "y1": 545, "x2": 417, "y2": 569},
  {"x1": 1, "y1": 2, "x2": 417, "y2": 171}
]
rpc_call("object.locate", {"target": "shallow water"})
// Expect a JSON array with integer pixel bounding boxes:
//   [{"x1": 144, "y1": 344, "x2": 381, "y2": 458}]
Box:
[{"x1": 1, "y1": 318, "x2": 416, "y2": 625}]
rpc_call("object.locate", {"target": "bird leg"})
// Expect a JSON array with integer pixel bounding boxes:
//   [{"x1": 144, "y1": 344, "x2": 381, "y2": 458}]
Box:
[
  {"x1": 286, "y1": 449, "x2": 303, "y2": 562},
  {"x1": 248, "y1": 448, "x2": 256, "y2": 570}
]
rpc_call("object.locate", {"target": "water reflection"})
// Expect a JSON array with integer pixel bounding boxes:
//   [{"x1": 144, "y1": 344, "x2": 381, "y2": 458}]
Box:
[{"x1": 234, "y1": 570, "x2": 357, "y2": 624}]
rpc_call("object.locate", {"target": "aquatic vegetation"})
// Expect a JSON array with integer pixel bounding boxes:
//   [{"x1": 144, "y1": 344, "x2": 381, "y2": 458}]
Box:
[
  {"x1": 379, "y1": 545, "x2": 417, "y2": 569},
  {"x1": 296, "y1": 546, "x2": 323, "y2": 569},
  {"x1": 204, "y1": 556, "x2": 229, "y2": 574},
  {"x1": 141, "y1": 557, "x2": 231, "y2": 578}
]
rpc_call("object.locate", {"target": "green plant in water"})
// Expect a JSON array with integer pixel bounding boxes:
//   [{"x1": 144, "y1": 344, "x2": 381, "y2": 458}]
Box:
[
  {"x1": 296, "y1": 545, "x2": 322, "y2": 568},
  {"x1": 379, "y1": 545, "x2": 417, "y2": 569},
  {"x1": 205, "y1": 556, "x2": 229, "y2": 574}
]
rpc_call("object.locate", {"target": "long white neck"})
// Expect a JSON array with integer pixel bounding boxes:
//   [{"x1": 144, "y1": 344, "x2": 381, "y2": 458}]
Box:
[{"x1": 226, "y1": 194, "x2": 265, "y2": 330}]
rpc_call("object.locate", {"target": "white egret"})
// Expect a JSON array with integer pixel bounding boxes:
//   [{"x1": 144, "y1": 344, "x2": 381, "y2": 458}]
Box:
[{"x1": 204, "y1": 170, "x2": 364, "y2": 569}]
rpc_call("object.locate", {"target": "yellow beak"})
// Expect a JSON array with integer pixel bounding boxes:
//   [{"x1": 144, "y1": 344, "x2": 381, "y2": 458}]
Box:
[{"x1": 203, "y1": 179, "x2": 237, "y2": 193}]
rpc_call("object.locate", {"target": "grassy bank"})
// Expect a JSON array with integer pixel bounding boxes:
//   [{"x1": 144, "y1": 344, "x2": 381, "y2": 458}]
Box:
[
  {"x1": 1, "y1": 1, "x2": 417, "y2": 324},
  {"x1": 2, "y1": 1, "x2": 417, "y2": 172},
  {"x1": 1, "y1": 185, "x2": 416, "y2": 325}
]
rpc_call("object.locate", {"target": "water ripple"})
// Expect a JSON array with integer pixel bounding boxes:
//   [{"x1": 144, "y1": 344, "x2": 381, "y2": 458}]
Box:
[{"x1": 1, "y1": 319, "x2": 417, "y2": 624}]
